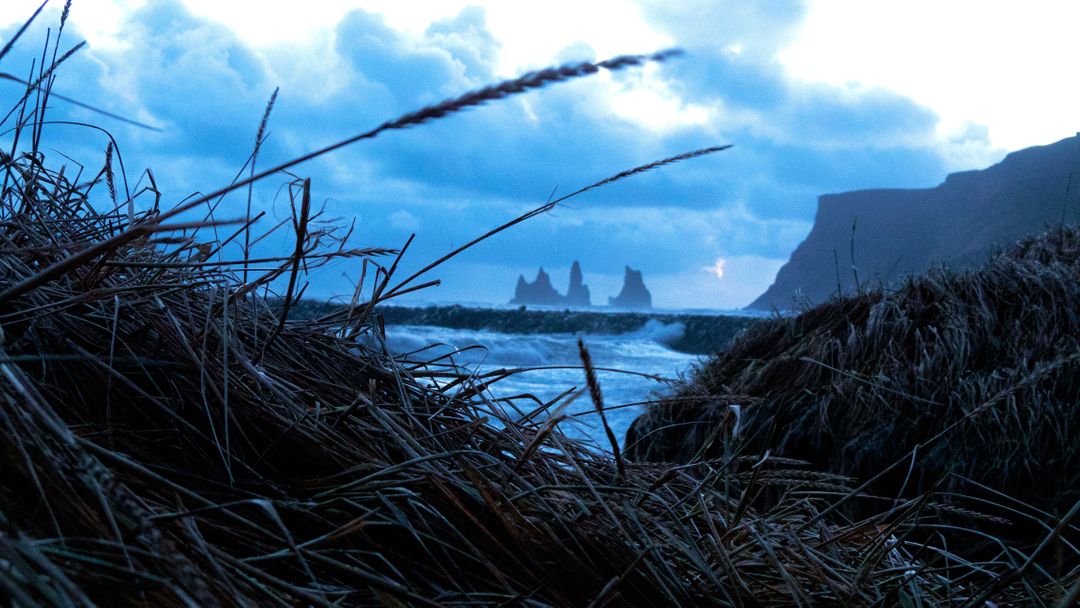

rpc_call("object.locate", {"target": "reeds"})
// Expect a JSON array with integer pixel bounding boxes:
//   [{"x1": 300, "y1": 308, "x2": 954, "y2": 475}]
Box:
[{"x1": 0, "y1": 6, "x2": 1073, "y2": 606}]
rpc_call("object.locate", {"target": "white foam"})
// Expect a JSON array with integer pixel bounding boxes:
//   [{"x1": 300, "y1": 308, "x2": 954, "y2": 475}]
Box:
[
  {"x1": 625, "y1": 319, "x2": 685, "y2": 344},
  {"x1": 382, "y1": 325, "x2": 700, "y2": 449}
]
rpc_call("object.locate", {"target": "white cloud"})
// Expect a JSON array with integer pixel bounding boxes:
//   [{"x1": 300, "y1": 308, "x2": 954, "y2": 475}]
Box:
[
  {"x1": 782, "y1": 0, "x2": 1080, "y2": 152},
  {"x1": 104, "y1": 0, "x2": 673, "y2": 76},
  {"x1": 10, "y1": 1, "x2": 1080, "y2": 158},
  {"x1": 608, "y1": 64, "x2": 713, "y2": 133},
  {"x1": 4, "y1": 0, "x2": 136, "y2": 49},
  {"x1": 2, "y1": 0, "x2": 694, "y2": 136},
  {"x1": 389, "y1": 209, "x2": 420, "y2": 231}
]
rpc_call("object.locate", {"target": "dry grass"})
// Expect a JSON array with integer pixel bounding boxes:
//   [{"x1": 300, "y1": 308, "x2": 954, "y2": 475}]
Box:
[
  {"x1": 628, "y1": 223, "x2": 1080, "y2": 584},
  {"x1": 0, "y1": 5, "x2": 1075, "y2": 606}
]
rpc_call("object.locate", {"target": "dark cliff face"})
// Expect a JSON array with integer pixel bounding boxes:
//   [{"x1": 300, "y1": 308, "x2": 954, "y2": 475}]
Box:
[
  {"x1": 749, "y1": 134, "x2": 1080, "y2": 311},
  {"x1": 608, "y1": 266, "x2": 652, "y2": 309}
]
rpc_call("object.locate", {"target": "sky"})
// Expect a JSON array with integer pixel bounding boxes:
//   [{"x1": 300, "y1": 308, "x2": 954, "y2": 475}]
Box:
[{"x1": 2, "y1": 0, "x2": 1078, "y2": 309}]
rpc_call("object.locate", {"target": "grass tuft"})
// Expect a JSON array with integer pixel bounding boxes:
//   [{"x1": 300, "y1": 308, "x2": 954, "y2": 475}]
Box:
[{"x1": 628, "y1": 222, "x2": 1080, "y2": 578}]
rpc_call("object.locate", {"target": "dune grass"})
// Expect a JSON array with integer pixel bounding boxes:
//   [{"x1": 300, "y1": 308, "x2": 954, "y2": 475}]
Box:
[
  {"x1": 627, "y1": 223, "x2": 1080, "y2": 584},
  {"x1": 1, "y1": 5, "x2": 1077, "y2": 606}
]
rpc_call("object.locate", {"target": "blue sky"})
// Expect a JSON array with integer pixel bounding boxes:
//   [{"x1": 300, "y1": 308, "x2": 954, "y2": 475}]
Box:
[{"x1": 2, "y1": 1, "x2": 1077, "y2": 308}]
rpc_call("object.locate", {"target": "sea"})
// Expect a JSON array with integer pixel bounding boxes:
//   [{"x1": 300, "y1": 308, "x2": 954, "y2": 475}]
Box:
[{"x1": 378, "y1": 303, "x2": 766, "y2": 451}]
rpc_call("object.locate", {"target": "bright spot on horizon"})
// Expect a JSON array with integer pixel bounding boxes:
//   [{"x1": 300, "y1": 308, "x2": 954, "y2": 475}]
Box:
[{"x1": 705, "y1": 258, "x2": 726, "y2": 280}]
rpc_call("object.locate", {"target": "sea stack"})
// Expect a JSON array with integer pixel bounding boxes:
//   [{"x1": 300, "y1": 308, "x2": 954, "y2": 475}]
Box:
[
  {"x1": 511, "y1": 262, "x2": 592, "y2": 306},
  {"x1": 564, "y1": 261, "x2": 591, "y2": 307},
  {"x1": 608, "y1": 266, "x2": 652, "y2": 309},
  {"x1": 510, "y1": 267, "x2": 564, "y2": 305}
]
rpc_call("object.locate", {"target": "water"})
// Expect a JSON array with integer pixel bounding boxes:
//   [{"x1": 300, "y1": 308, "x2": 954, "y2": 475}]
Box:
[
  {"x1": 392, "y1": 297, "x2": 774, "y2": 319},
  {"x1": 381, "y1": 323, "x2": 701, "y2": 450}
]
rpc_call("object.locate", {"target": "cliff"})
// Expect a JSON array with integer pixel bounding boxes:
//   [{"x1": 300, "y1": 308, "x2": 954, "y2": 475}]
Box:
[
  {"x1": 608, "y1": 266, "x2": 652, "y2": 309},
  {"x1": 749, "y1": 133, "x2": 1080, "y2": 310}
]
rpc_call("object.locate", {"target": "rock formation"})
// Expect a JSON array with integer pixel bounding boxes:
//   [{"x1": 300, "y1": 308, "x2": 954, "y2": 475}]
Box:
[
  {"x1": 511, "y1": 262, "x2": 592, "y2": 306},
  {"x1": 564, "y1": 261, "x2": 591, "y2": 307},
  {"x1": 608, "y1": 266, "x2": 652, "y2": 309},
  {"x1": 511, "y1": 268, "x2": 563, "y2": 305},
  {"x1": 749, "y1": 133, "x2": 1080, "y2": 310}
]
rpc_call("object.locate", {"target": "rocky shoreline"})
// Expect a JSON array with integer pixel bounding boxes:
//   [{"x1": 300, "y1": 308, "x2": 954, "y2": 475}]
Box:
[{"x1": 374, "y1": 304, "x2": 758, "y2": 355}]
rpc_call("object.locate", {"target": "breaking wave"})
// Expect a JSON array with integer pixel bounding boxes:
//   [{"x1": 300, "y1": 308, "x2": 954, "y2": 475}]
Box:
[{"x1": 380, "y1": 325, "x2": 700, "y2": 448}]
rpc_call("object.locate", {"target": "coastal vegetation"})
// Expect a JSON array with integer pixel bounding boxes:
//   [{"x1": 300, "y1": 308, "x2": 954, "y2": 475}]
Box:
[
  {"x1": 1, "y1": 6, "x2": 1077, "y2": 606},
  {"x1": 629, "y1": 223, "x2": 1080, "y2": 576}
]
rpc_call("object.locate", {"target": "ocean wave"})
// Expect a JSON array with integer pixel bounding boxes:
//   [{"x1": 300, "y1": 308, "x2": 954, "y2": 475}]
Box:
[
  {"x1": 379, "y1": 324, "x2": 700, "y2": 448},
  {"x1": 625, "y1": 319, "x2": 685, "y2": 344}
]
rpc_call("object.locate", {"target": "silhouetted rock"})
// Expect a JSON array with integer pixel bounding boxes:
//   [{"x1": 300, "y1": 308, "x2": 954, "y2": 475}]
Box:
[
  {"x1": 749, "y1": 133, "x2": 1080, "y2": 310},
  {"x1": 608, "y1": 266, "x2": 652, "y2": 309},
  {"x1": 511, "y1": 268, "x2": 563, "y2": 305},
  {"x1": 511, "y1": 262, "x2": 592, "y2": 307},
  {"x1": 564, "y1": 260, "x2": 591, "y2": 306}
]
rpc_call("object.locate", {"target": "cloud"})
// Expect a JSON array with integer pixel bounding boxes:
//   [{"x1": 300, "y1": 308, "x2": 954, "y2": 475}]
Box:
[
  {"x1": 0, "y1": 1, "x2": 969, "y2": 309},
  {"x1": 424, "y1": 6, "x2": 499, "y2": 81},
  {"x1": 388, "y1": 209, "x2": 420, "y2": 231}
]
